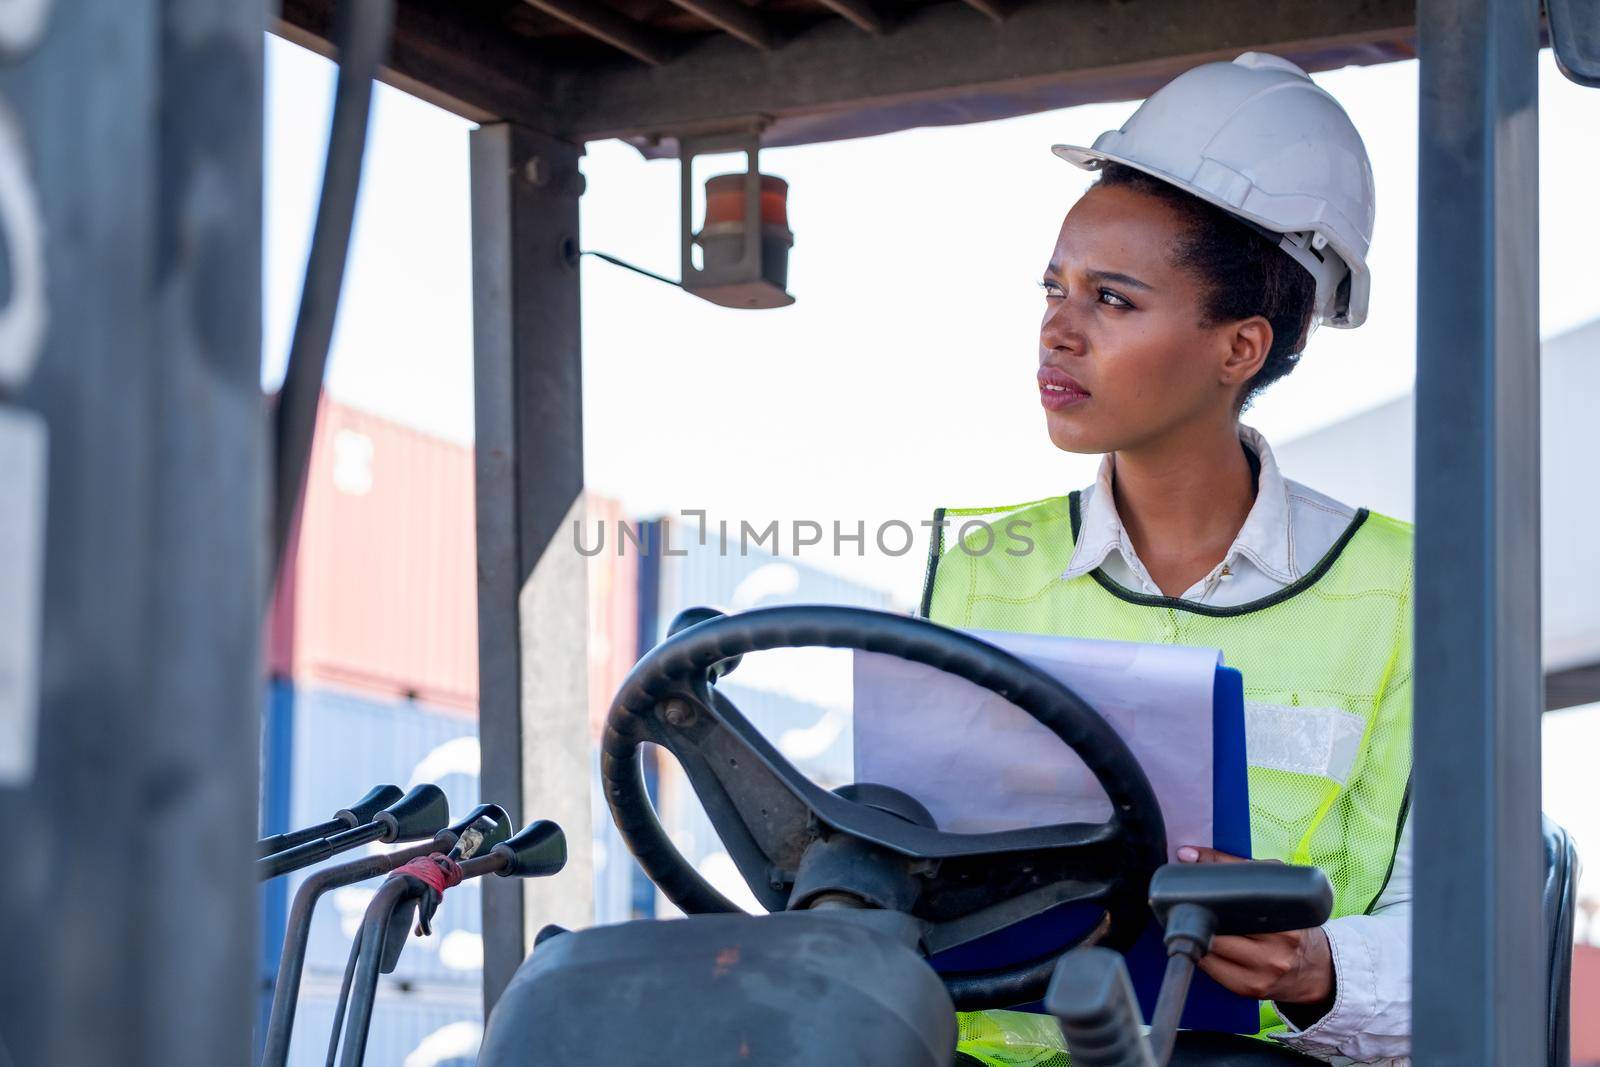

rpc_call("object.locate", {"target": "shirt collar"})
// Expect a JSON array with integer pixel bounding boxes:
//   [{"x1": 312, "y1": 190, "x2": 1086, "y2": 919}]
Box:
[{"x1": 1061, "y1": 425, "x2": 1297, "y2": 586}]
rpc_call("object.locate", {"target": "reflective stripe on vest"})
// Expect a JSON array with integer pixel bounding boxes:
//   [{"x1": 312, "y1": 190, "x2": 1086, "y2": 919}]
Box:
[{"x1": 922, "y1": 492, "x2": 1413, "y2": 1053}]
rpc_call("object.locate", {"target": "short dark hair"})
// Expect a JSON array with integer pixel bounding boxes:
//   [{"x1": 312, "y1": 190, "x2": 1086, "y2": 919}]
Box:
[{"x1": 1095, "y1": 162, "x2": 1318, "y2": 410}]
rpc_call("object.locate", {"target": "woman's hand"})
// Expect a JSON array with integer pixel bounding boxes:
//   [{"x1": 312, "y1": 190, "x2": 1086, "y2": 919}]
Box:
[{"x1": 1175, "y1": 846, "x2": 1336, "y2": 1011}]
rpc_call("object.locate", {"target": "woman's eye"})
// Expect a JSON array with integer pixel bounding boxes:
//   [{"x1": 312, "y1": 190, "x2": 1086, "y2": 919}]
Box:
[
  {"x1": 1037, "y1": 280, "x2": 1065, "y2": 299},
  {"x1": 1099, "y1": 288, "x2": 1132, "y2": 309}
]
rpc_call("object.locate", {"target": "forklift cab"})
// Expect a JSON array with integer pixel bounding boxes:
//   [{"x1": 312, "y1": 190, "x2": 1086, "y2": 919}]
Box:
[
  {"x1": 6, "y1": 0, "x2": 1600, "y2": 1058},
  {"x1": 478, "y1": 606, "x2": 1582, "y2": 1066}
]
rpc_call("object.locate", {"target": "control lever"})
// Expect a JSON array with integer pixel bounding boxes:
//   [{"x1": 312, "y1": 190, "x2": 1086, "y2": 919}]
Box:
[
  {"x1": 1045, "y1": 863, "x2": 1333, "y2": 1067},
  {"x1": 260, "y1": 802, "x2": 510, "y2": 1067},
  {"x1": 257, "y1": 784, "x2": 403, "y2": 857},
  {"x1": 256, "y1": 783, "x2": 450, "y2": 880},
  {"x1": 445, "y1": 803, "x2": 513, "y2": 861},
  {"x1": 1045, "y1": 947, "x2": 1156, "y2": 1067},
  {"x1": 333, "y1": 821, "x2": 569, "y2": 1067},
  {"x1": 1144, "y1": 863, "x2": 1333, "y2": 1065},
  {"x1": 378, "y1": 804, "x2": 515, "y2": 971}
]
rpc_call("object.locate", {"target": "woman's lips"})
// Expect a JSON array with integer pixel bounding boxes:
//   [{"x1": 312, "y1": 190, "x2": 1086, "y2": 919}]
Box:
[{"x1": 1037, "y1": 366, "x2": 1090, "y2": 411}]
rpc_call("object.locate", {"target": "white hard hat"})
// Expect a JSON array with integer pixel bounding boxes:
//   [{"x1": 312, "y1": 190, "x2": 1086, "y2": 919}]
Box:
[{"x1": 1054, "y1": 52, "x2": 1376, "y2": 328}]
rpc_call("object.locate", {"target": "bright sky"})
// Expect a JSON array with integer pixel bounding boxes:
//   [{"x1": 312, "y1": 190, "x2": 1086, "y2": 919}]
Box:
[{"x1": 262, "y1": 37, "x2": 1600, "y2": 906}]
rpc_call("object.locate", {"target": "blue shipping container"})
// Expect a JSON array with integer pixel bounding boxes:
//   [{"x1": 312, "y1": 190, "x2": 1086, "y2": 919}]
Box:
[
  {"x1": 283, "y1": 978, "x2": 481, "y2": 1067},
  {"x1": 260, "y1": 681, "x2": 489, "y2": 998}
]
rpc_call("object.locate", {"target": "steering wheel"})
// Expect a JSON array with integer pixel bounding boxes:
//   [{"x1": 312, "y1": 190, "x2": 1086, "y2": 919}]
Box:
[{"x1": 601, "y1": 605, "x2": 1167, "y2": 1010}]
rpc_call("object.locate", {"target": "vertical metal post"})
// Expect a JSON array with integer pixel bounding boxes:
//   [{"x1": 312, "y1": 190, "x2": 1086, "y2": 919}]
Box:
[
  {"x1": 1414, "y1": 0, "x2": 1543, "y2": 1063},
  {"x1": 0, "y1": 3, "x2": 265, "y2": 1065},
  {"x1": 472, "y1": 122, "x2": 596, "y2": 1015}
]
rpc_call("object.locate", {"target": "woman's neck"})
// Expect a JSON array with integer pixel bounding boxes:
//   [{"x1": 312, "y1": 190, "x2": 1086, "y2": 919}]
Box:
[{"x1": 1109, "y1": 419, "x2": 1257, "y2": 598}]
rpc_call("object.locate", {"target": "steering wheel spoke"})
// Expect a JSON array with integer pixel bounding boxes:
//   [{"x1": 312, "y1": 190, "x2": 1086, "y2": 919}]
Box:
[
  {"x1": 602, "y1": 606, "x2": 1167, "y2": 1007},
  {"x1": 918, "y1": 822, "x2": 1126, "y2": 923},
  {"x1": 653, "y1": 685, "x2": 824, "y2": 910}
]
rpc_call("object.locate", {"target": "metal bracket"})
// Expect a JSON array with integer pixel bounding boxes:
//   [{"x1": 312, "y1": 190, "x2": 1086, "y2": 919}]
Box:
[{"x1": 678, "y1": 127, "x2": 765, "y2": 291}]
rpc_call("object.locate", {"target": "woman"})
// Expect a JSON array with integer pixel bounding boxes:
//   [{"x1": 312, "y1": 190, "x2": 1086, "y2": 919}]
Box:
[{"x1": 922, "y1": 54, "x2": 1412, "y2": 1066}]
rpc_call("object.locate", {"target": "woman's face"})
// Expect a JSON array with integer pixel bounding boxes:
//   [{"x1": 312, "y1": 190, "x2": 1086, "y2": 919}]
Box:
[{"x1": 1038, "y1": 182, "x2": 1252, "y2": 455}]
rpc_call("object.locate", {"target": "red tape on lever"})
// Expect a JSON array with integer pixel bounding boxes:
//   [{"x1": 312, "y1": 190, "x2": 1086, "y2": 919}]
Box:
[{"x1": 391, "y1": 853, "x2": 463, "y2": 895}]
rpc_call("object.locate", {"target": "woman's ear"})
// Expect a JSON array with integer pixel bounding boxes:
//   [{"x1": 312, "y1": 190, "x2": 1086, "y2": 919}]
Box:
[{"x1": 1219, "y1": 316, "x2": 1273, "y2": 390}]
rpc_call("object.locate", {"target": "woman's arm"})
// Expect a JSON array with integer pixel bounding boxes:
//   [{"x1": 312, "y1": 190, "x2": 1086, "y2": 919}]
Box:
[
  {"x1": 1271, "y1": 814, "x2": 1412, "y2": 1064},
  {"x1": 1179, "y1": 819, "x2": 1411, "y2": 1063}
]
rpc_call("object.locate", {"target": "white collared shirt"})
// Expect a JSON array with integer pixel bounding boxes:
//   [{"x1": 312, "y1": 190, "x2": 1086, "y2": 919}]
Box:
[{"x1": 1068, "y1": 426, "x2": 1412, "y2": 1066}]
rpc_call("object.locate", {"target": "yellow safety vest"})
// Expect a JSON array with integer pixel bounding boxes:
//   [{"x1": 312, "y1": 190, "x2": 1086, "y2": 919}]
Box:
[{"x1": 920, "y1": 493, "x2": 1413, "y2": 1065}]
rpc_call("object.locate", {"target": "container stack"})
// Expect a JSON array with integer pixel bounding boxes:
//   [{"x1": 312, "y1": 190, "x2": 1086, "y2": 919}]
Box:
[{"x1": 261, "y1": 399, "x2": 642, "y2": 1065}]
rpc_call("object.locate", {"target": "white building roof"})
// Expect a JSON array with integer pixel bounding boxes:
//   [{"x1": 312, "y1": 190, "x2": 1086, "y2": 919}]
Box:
[{"x1": 1275, "y1": 317, "x2": 1600, "y2": 707}]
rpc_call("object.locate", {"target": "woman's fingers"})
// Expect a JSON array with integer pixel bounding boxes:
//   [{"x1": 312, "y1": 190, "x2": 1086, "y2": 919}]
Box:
[
  {"x1": 1195, "y1": 951, "x2": 1273, "y2": 999},
  {"x1": 1175, "y1": 845, "x2": 1247, "y2": 863},
  {"x1": 1204, "y1": 932, "x2": 1298, "y2": 967},
  {"x1": 1204, "y1": 932, "x2": 1263, "y2": 964},
  {"x1": 1175, "y1": 846, "x2": 1281, "y2": 864},
  {"x1": 1195, "y1": 929, "x2": 1333, "y2": 1005}
]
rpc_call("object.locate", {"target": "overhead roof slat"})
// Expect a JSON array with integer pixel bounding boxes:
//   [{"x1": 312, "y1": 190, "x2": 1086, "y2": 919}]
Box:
[
  {"x1": 664, "y1": 0, "x2": 779, "y2": 49},
  {"x1": 955, "y1": 0, "x2": 1009, "y2": 24},
  {"x1": 520, "y1": 0, "x2": 676, "y2": 66},
  {"x1": 812, "y1": 0, "x2": 886, "y2": 34}
]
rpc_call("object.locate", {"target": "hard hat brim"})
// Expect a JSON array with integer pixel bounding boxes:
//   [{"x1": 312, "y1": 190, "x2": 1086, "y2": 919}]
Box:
[
  {"x1": 1051, "y1": 143, "x2": 1108, "y2": 172},
  {"x1": 1050, "y1": 143, "x2": 1370, "y2": 328}
]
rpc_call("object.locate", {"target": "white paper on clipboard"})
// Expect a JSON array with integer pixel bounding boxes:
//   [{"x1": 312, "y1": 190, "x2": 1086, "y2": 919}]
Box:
[{"x1": 852, "y1": 629, "x2": 1221, "y2": 862}]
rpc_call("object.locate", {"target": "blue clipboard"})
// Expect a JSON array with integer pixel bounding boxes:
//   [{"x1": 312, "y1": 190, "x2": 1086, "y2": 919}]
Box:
[{"x1": 928, "y1": 665, "x2": 1257, "y2": 1034}]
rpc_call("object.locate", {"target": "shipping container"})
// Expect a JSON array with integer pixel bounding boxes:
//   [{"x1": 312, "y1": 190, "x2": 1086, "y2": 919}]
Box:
[
  {"x1": 261, "y1": 397, "x2": 647, "y2": 945},
  {"x1": 281, "y1": 976, "x2": 482, "y2": 1067},
  {"x1": 1577, "y1": 943, "x2": 1600, "y2": 1066},
  {"x1": 268, "y1": 401, "x2": 479, "y2": 712},
  {"x1": 268, "y1": 398, "x2": 643, "y2": 722}
]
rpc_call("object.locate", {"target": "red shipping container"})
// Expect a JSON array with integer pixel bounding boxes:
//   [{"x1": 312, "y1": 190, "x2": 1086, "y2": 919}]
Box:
[
  {"x1": 1576, "y1": 943, "x2": 1600, "y2": 1066},
  {"x1": 269, "y1": 397, "x2": 638, "y2": 722},
  {"x1": 269, "y1": 400, "x2": 480, "y2": 712}
]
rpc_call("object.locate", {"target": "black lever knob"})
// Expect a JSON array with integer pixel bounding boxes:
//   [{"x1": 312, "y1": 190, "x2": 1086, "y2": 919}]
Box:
[
  {"x1": 491, "y1": 820, "x2": 567, "y2": 878},
  {"x1": 374, "y1": 784, "x2": 450, "y2": 843},
  {"x1": 447, "y1": 803, "x2": 512, "y2": 859},
  {"x1": 1149, "y1": 862, "x2": 1333, "y2": 940},
  {"x1": 336, "y1": 784, "x2": 404, "y2": 828}
]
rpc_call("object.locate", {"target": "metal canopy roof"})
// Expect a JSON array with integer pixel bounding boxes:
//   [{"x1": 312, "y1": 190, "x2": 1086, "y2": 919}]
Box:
[
  {"x1": 275, "y1": 0, "x2": 1417, "y2": 153},
  {"x1": 0, "y1": 1, "x2": 1567, "y2": 1063}
]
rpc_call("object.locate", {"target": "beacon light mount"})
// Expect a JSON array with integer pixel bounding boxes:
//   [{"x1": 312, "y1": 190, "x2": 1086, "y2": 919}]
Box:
[
  {"x1": 578, "y1": 121, "x2": 795, "y2": 309},
  {"x1": 676, "y1": 127, "x2": 795, "y2": 310}
]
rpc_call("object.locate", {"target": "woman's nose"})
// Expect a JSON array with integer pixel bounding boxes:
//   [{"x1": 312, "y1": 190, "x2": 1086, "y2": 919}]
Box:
[{"x1": 1040, "y1": 301, "x2": 1085, "y2": 354}]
